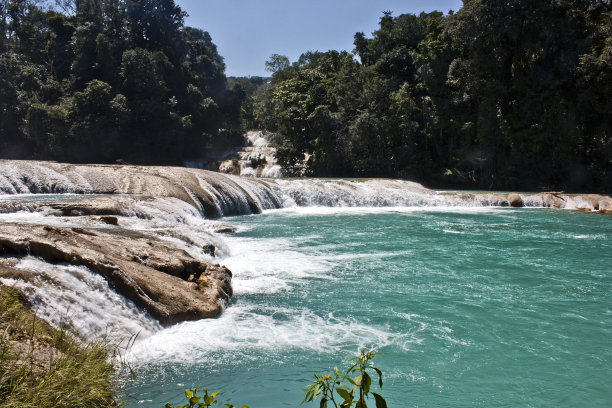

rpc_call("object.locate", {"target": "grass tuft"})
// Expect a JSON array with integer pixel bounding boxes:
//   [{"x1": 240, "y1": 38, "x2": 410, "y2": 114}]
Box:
[{"x1": 0, "y1": 283, "x2": 120, "y2": 408}]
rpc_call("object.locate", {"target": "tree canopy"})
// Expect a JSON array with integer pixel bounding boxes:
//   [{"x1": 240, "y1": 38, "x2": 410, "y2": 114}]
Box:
[
  {"x1": 0, "y1": 0, "x2": 244, "y2": 164},
  {"x1": 253, "y1": 0, "x2": 611, "y2": 192},
  {"x1": 1, "y1": 0, "x2": 610, "y2": 192}
]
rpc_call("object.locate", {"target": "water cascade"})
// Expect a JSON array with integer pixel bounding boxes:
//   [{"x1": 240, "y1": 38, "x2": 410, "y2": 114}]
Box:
[
  {"x1": 0, "y1": 160, "x2": 611, "y2": 407},
  {"x1": 218, "y1": 131, "x2": 284, "y2": 178},
  {"x1": 1, "y1": 160, "x2": 609, "y2": 213},
  {"x1": 0, "y1": 258, "x2": 161, "y2": 339}
]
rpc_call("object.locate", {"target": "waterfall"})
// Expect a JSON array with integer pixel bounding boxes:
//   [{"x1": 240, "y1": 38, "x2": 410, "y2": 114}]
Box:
[
  {"x1": 0, "y1": 160, "x2": 610, "y2": 341},
  {"x1": 275, "y1": 178, "x2": 450, "y2": 207},
  {"x1": 217, "y1": 131, "x2": 284, "y2": 178},
  {"x1": 1, "y1": 161, "x2": 610, "y2": 213},
  {"x1": 0, "y1": 258, "x2": 161, "y2": 339}
]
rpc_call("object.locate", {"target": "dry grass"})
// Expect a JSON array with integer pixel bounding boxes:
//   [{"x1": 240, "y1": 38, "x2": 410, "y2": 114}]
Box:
[{"x1": 0, "y1": 283, "x2": 120, "y2": 408}]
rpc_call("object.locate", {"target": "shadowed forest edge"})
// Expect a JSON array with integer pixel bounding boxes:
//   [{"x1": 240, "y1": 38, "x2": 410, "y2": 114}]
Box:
[{"x1": 0, "y1": 0, "x2": 610, "y2": 192}]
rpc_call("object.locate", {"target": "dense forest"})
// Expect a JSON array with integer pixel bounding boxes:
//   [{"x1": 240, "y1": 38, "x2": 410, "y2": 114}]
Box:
[
  {"x1": 0, "y1": 0, "x2": 246, "y2": 164},
  {"x1": 0, "y1": 0, "x2": 611, "y2": 192},
  {"x1": 253, "y1": 0, "x2": 611, "y2": 192}
]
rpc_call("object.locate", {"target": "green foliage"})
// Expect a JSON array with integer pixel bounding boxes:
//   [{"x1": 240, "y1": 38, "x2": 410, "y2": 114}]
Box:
[
  {"x1": 265, "y1": 53, "x2": 290, "y2": 76},
  {"x1": 301, "y1": 349, "x2": 387, "y2": 408},
  {"x1": 164, "y1": 386, "x2": 248, "y2": 408},
  {"x1": 227, "y1": 75, "x2": 267, "y2": 129},
  {"x1": 0, "y1": 283, "x2": 119, "y2": 407},
  {"x1": 2, "y1": 1, "x2": 610, "y2": 192},
  {"x1": 0, "y1": 0, "x2": 241, "y2": 165},
  {"x1": 258, "y1": 3, "x2": 612, "y2": 192},
  {"x1": 164, "y1": 350, "x2": 386, "y2": 408}
]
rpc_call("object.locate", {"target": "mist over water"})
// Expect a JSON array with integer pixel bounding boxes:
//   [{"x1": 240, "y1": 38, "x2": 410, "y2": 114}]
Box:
[{"x1": 121, "y1": 207, "x2": 612, "y2": 408}]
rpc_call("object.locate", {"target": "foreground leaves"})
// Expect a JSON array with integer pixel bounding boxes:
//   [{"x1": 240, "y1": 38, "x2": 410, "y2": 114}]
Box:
[
  {"x1": 165, "y1": 350, "x2": 387, "y2": 408},
  {"x1": 301, "y1": 349, "x2": 387, "y2": 408},
  {"x1": 164, "y1": 386, "x2": 247, "y2": 408}
]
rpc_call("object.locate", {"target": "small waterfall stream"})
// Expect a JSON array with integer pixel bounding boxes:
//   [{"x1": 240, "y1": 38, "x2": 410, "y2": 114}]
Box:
[
  {"x1": 218, "y1": 131, "x2": 284, "y2": 178},
  {"x1": 0, "y1": 258, "x2": 161, "y2": 339}
]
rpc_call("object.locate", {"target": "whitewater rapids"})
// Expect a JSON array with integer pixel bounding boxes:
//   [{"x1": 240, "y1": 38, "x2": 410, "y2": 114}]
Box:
[
  {"x1": 1, "y1": 160, "x2": 610, "y2": 213},
  {"x1": 0, "y1": 160, "x2": 610, "y2": 341}
]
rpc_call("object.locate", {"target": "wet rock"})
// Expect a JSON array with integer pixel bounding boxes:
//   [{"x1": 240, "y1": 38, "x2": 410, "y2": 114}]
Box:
[
  {"x1": 542, "y1": 193, "x2": 563, "y2": 208},
  {"x1": 99, "y1": 216, "x2": 118, "y2": 225},
  {"x1": 507, "y1": 193, "x2": 523, "y2": 207},
  {"x1": 202, "y1": 244, "x2": 216, "y2": 257},
  {"x1": 212, "y1": 222, "x2": 237, "y2": 234},
  {"x1": 71, "y1": 227, "x2": 98, "y2": 236},
  {"x1": 0, "y1": 223, "x2": 232, "y2": 326},
  {"x1": 218, "y1": 159, "x2": 240, "y2": 175}
]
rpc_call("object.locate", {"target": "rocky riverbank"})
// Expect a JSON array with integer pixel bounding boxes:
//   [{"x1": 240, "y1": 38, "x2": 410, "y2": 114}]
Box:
[
  {"x1": 0, "y1": 283, "x2": 117, "y2": 407},
  {"x1": 0, "y1": 221, "x2": 232, "y2": 326}
]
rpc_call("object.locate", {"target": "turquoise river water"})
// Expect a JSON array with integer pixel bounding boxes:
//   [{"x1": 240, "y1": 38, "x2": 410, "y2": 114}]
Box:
[{"x1": 120, "y1": 207, "x2": 612, "y2": 407}]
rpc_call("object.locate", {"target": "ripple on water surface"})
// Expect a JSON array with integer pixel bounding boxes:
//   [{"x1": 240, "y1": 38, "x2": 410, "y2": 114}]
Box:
[{"x1": 120, "y1": 208, "x2": 612, "y2": 408}]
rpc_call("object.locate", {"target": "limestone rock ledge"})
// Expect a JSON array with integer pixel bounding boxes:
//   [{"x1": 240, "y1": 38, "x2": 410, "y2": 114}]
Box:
[{"x1": 0, "y1": 223, "x2": 232, "y2": 326}]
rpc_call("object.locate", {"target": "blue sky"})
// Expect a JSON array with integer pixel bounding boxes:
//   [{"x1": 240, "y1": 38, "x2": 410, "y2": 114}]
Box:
[{"x1": 176, "y1": 0, "x2": 463, "y2": 77}]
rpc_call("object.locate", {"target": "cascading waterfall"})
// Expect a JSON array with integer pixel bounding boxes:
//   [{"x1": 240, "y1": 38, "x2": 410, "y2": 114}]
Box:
[
  {"x1": 0, "y1": 258, "x2": 161, "y2": 339},
  {"x1": 1, "y1": 160, "x2": 609, "y2": 213},
  {"x1": 0, "y1": 161, "x2": 610, "y2": 340},
  {"x1": 0, "y1": 160, "x2": 610, "y2": 407},
  {"x1": 222, "y1": 131, "x2": 284, "y2": 178}
]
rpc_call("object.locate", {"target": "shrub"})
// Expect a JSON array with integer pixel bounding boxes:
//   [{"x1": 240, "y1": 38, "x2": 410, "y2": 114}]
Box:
[
  {"x1": 302, "y1": 349, "x2": 387, "y2": 408},
  {"x1": 164, "y1": 386, "x2": 248, "y2": 408},
  {"x1": 165, "y1": 350, "x2": 387, "y2": 408},
  {"x1": 0, "y1": 284, "x2": 119, "y2": 408}
]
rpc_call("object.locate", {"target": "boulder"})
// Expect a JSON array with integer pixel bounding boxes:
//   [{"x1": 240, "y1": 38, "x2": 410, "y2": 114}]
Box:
[
  {"x1": 507, "y1": 193, "x2": 523, "y2": 207},
  {"x1": 0, "y1": 223, "x2": 232, "y2": 326},
  {"x1": 99, "y1": 216, "x2": 118, "y2": 225},
  {"x1": 202, "y1": 244, "x2": 216, "y2": 257},
  {"x1": 218, "y1": 160, "x2": 240, "y2": 175},
  {"x1": 541, "y1": 193, "x2": 563, "y2": 208},
  {"x1": 212, "y1": 222, "x2": 237, "y2": 233}
]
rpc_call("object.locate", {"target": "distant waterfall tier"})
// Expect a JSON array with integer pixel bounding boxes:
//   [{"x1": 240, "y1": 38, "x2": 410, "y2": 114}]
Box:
[
  {"x1": 218, "y1": 131, "x2": 284, "y2": 178},
  {"x1": 1, "y1": 161, "x2": 610, "y2": 214}
]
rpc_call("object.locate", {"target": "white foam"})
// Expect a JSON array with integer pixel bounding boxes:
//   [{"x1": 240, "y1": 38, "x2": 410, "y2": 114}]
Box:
[
  {"x1": 0, "y1": 210, "x2": 81, "y2": 227},
  {"x1": 119, "y1": 215, "x2": 229, "y2": 261},
  {"x1": 220, "y1": 235, "x2": 334, "y2": 295},
  {"x1": 274, "y1": 178, "x2": 443, "y2": 208},
  {"x1": 127, "y1": 304, "x2": 399, "y2": 363},
  {"x1": 260, "y1": 164, "x2": 283, "y2": 178},
  {"x1": 260, "y1": 205, "x2": 512, "y2": 217},
  {"x1": 0, "y1": 162, "x2": 89, "y2": 193}
]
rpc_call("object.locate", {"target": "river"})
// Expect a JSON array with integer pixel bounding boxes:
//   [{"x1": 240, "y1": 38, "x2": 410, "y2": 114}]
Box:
[
  {"x1": 0, "y1": 162, "x2": 610, "y2": 407},
  {"x1": 121, "y1": 206, "x2": 612, "y2": 407}
]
